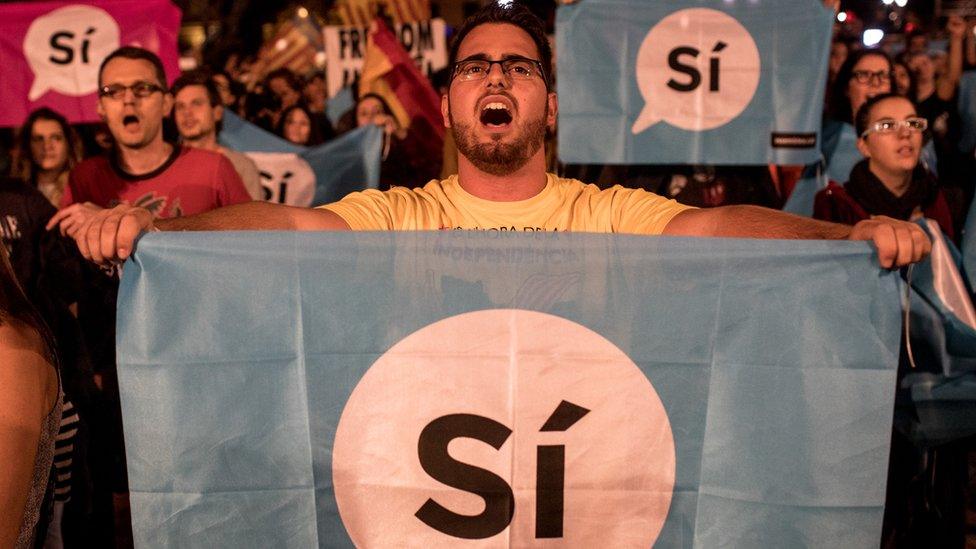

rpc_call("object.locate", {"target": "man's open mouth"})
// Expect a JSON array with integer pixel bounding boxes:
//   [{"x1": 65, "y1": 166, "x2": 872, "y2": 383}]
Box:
[
  {"x1": 480, "y1": 102, "x2": 513, "y2": 127},
  {"x1": 123, "y1": 115, "x2": 140, "y2": 130}
]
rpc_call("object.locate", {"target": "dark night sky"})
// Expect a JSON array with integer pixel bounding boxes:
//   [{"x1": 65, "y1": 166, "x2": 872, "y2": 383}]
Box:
[{"x1": 842, "y1": 0, "x2": 938, "y2": 26}]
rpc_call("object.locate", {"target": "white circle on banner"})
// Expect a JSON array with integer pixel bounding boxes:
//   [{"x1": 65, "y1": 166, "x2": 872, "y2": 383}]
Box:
[
  {"x1": 245, "y1": 152, "x2": 315, "y2": 206},
  {"x1": 332, "y1": 309, "x2": 675, "y2": 547},
  {"x1": 23, "y1": 6, "x2": 121, "y2": 101},
  {"x1": 632, "y1": 8, "x2": 761, "y2": 133}
]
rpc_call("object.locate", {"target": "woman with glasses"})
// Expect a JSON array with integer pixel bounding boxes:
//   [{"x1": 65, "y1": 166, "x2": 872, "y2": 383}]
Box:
[
  {"x1": 817, "y1": 50, "x2": 898, "y2": 187},
  {"x1": 828, "y1": 50, "x2": 894, "y2": 126},
  {"x1": 818, "y1": 50, "x2": 940, "y2": 190},
  {"x1": 814, "y1": 93, "x2": 954, "y2": 240}
]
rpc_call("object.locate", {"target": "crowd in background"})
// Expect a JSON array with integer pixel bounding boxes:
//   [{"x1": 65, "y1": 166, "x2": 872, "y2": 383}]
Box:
[{"x1": 2, "y1": 6, "x2": 976, "y2": 549}]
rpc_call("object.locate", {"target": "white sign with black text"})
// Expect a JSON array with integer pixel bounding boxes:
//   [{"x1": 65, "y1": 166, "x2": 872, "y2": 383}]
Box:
[{"x1": 323, "y1": 18, "x2": 447, "y2": 98}]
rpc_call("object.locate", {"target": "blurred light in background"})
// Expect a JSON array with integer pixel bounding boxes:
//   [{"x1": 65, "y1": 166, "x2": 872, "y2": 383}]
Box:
[{"x1": 863, "y1": 28, "x2": 885, "y2": 46}]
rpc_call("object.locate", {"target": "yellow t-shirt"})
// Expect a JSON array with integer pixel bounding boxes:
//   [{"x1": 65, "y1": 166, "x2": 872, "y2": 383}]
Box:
[{"x1": 320, "y1": 173, "x2": 693, "y2": 234}]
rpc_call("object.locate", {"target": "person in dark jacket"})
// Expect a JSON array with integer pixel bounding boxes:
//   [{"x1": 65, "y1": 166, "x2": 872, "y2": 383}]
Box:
[{"x1": 355, "y1": 93, "x2": 442, "y2": 189}]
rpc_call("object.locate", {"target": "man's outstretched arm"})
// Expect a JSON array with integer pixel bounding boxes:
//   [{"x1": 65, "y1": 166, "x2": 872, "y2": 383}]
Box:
[
  {"x1": 50, "y1": 201, "x2": 350, "y2": 266},
  {"x1": 663, "y1": 205, "x2": 931, "y2": 268}
]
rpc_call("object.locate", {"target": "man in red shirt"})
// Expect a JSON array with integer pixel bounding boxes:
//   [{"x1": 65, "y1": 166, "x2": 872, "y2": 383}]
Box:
[
  {"x1": 49, "y1": 47, "x2": 251, "y2": 236},
  {"x1": 43, "y1": 48, "x2": 253, "y2": 544}
]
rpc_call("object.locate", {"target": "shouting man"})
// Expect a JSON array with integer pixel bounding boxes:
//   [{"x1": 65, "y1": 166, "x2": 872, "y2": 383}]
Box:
[{"x1": 51, "y1": 47, "x2": 252, "y2": 235}]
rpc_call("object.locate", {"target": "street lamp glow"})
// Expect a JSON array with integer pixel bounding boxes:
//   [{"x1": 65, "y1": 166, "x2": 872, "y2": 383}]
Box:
[
  {"x1": 863, "y1": 28, "x2": 885, "y2": 47},
  {"x1": 297, "y1": 7, "x2": 309, "y2": 18}
]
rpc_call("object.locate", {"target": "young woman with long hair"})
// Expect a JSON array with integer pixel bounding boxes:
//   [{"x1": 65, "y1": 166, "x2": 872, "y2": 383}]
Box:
[
  {"x1": 0, "y1": 242, "x2": 61, "y2": 548},
  {"x1": 12, "y1": 108, "x2": 83, "y2": 207}
]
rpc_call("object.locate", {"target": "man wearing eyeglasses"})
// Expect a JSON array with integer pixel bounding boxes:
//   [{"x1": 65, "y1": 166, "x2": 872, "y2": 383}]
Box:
[
  {"x1": 49, "y1": 47, "x2": 251, "y2": 236},
  {"x1": 814, "y1": 93, "x2": 955, "y2": 240},
  {"x1": 60, "y1": 5, "x2": 931, "y2": 270}
]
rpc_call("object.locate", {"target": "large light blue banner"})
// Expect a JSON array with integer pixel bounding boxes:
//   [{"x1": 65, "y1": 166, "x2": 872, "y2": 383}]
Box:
[
  {"x1": 556, "y1": 0, "x2": 833, "y2": 165},
  {"x1": 219, "y1": 111, "x2": 382, "y2": 207},
  {"x1": 117, "y1": 232, "x2": 901, "y2": 547}
]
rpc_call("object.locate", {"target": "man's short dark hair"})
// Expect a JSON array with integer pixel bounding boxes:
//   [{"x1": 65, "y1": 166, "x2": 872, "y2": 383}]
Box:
[
  {"x1": 170, "y1": 70, "x2": 224, "y2": 134},
  {"x1": 855, "y1": 92, "x2": 911, "y2": 137},
  {"x1": 448, "y1": 2, "x2": 552, "y2": 90},
  {"x1": 98, "y1": 46, "x2": 168, "y2": 89},
  {"x1": 265, "y1": 68, "x2": 302, "y2": 92},
  {"x1": 171, "y1": 70, "x2": 221, "y2": 107}
]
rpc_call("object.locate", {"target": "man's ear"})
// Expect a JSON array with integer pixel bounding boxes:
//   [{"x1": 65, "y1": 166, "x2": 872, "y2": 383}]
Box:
[
  {"x1": 441, "y1": 93, "x2": 451, "y2": 128},
  {"x1": 96, "y1": 97, "x2": 106, "y2": 120},
  {"x1": 546, "y1": 92, "x2": 558, "y2": 131},
  {"x1": 162, "y1": 92, "x2": 174, "y2": 117}
]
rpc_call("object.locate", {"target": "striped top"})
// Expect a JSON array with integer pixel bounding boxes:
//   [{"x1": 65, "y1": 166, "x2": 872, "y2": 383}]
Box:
[
  {"x1": 15, "y1": 388, "x2": 61, "y2": 549},
  {"x1": 53, "y1": 399, "x2": 78, "y2": 502}
]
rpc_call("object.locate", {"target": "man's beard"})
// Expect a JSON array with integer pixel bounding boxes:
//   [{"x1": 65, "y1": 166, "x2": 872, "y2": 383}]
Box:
[{"x1": 450, "y1": 105, "x2": 547, "y2": 176}]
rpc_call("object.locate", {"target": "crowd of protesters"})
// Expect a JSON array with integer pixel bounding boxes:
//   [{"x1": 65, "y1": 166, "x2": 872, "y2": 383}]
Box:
[{"x1": 2, "y1": 6, "x2": 976, "y2": 548}]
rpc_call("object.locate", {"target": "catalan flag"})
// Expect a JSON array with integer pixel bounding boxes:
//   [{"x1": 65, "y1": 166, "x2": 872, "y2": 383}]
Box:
[
  {"x1": 253, "y1": 17, "x2": 322, "y2": 80},
  {"x1": 335, "y1": 0, "x2": 373, "y2": 26},
  {"x1": 334, "y1": 0, "x2": 430, "y2": 26},
  {"x1": 383, "y1": 0, "x2": 430, "y2": 24}
]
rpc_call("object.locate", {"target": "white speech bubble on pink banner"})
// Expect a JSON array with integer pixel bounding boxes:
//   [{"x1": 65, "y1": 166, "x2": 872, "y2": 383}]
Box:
[
  {"x1": 0, "y1": 0, "x2": 181, "y2": 126},
  {"x1": 24, "y1": 5, "x2": 120, "y2": 101}
]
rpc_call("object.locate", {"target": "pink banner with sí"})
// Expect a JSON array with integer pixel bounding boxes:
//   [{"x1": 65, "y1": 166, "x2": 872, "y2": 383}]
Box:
[{"x1": 0, "y1": 0, "x2": 181, "y2": 127}]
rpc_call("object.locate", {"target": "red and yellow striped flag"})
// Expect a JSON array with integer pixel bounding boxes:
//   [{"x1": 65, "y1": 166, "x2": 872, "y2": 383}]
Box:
[
  {"x1": 359, "y1": 17, "x2": 444, "y2": 139},
  {"x1": 336, "y1": 0, "x2": 374, "y2": 26},
  {"x1": 253, "y1": 17, "x2": 322, "y2": 81},
  {"x1": 384, "y1": 0, "x2": 430, "y2": 25}
]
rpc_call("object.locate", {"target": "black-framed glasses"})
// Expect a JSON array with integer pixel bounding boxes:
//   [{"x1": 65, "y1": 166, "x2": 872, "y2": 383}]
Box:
[
  {"x1": 860, "y1": 117, "x2": 928, "y2": 138},
  {"x1": 850, "y1": 70, "x2": 892, "y2": 85},
  {"x1": 99, "y1": 82, "x2": 165, "y2": 100},
  {"x1": 452, "y1": 56, "x2": 547, "y2": 85}
]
